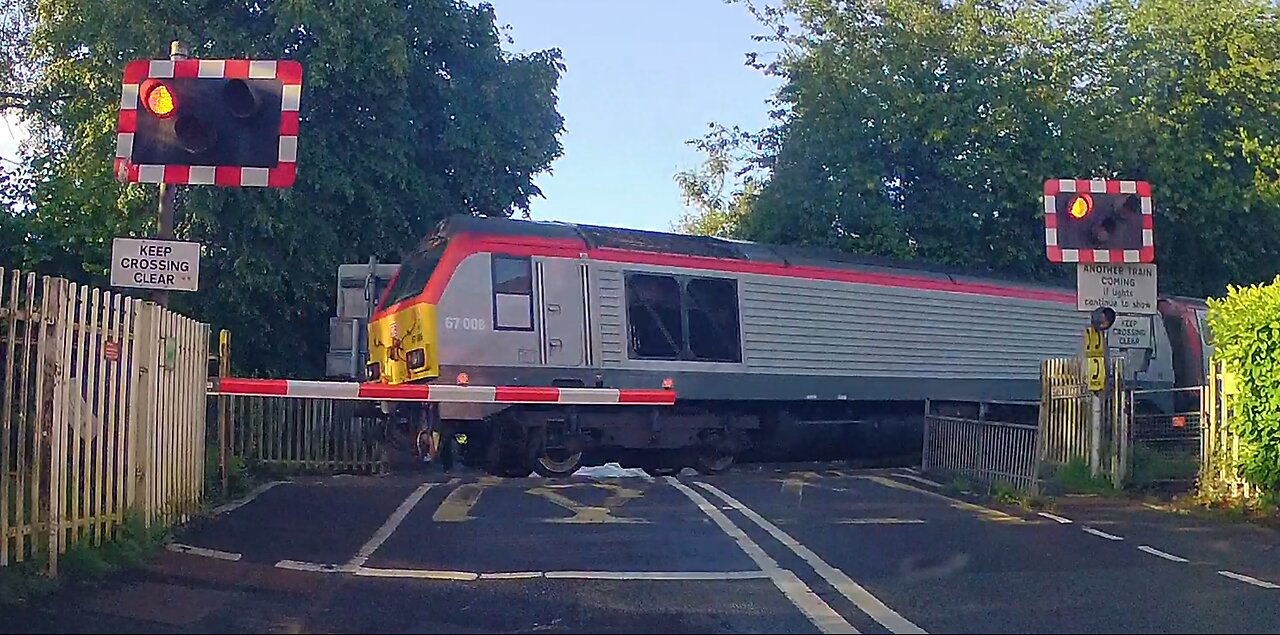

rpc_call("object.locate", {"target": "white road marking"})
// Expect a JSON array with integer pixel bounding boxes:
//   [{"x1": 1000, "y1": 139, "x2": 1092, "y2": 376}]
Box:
[
  {"x1": 1038, "y1": 512, "x2": 1073, "y2": 524},
  {"x1": 166, "y1": 543, "x2": 242, "y2": 561},
  {"x1": 893, "y1": 472, "x2": 943, "y2": 488},
  {"x1": 694, "y1": 481, "x2": 927, "y2": 634},
  {"x1": 1081, "y1": 526, "x2": 1124, "y2": 541},
  {"x1": 209, "y1": 480, "x2": 288, "y2": 516},
  {"x1": 542, "y1": 570, "x2": 771, "y2": 581},
  {"x1": 1218, "y1": 570, "x2": 1280, "y2": 589},
  {"x1": 664, "y1": 477, "x2": 856, "y2": 634},
  {"x1": 480, "y1": 571, "x2": 543, "y2": 580},
  {"x1": 346, "y1": 481, "x2": 439, "y2": 569},
  {"x1": 1138, "y1": 545, "x2": 1189, "y2": 563},
  {"x1": 356, "y1": 567, "x2": 479, "y2": 581},
  {"x1": 275, "y1": 559, "x2": 353, "y2": 573},
  {"x1": 837, "y1": 518, "x2": 926, "y2": 525}
]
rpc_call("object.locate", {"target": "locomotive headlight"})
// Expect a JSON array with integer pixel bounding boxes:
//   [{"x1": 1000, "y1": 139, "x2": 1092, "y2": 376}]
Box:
[
  {"x1": 406, "y1": 348, "x2": 426, "y2": 369},
  {"x1": 366, "y1": 362, "x2": 381, "y2": 381}
]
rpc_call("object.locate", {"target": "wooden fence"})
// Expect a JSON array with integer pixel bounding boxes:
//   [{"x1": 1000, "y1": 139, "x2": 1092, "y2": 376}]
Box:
[{"x1": 1, "y1": 269, "x2": 209, "y2": 574}]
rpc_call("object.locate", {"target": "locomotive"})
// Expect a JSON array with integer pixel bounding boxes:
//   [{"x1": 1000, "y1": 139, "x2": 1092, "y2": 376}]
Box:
[{"x1": 330, "y1": 214, "x2": 1212, "y2": 476}]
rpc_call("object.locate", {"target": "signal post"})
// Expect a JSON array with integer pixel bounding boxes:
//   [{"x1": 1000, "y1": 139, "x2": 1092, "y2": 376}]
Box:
[
  {"x1": 113, "y1": 47, "x2": 303, "y2": 488},
  {"x1": 1043, "y1": 178, "x2": 1156, "y2": 481},
  {"x1": 113, "y1": 44, "x2": 304, "y2": 304}
]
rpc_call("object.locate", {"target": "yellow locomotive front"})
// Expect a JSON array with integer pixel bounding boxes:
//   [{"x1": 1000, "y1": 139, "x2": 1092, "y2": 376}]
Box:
[{"x1": 365, "y1": 236, "x2": 448, "y2": 385}]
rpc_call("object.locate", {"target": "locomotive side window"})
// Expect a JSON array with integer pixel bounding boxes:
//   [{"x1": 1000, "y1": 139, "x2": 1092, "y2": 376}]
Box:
[
  {"x1": 685, "y1": 278, "x2": 741, "y2": 362},
  {"x1": 626, "y1": 274, "x2": 683, "y2": 359},
  {"x1": 492, "y1": 255, "x2": 534, "y2": 331}
]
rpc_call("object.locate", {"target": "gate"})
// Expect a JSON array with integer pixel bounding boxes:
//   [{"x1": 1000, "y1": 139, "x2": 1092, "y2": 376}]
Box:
[
  {"x1": 1127, "y1": 387, "x2": 1201, "y2": 488},
  {"x1": 1039, "y1": 357, "x2": 1127, "y2": 484}
]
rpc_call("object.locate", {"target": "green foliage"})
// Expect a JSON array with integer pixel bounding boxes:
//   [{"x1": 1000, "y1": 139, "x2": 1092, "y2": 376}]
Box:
[
  {"x1": 10, "y1": 0, "x2": 565, "y2": 377},
  {"x1": 692, "y1": 0, "x2": 1280, "y2": 297},
  {"x1": 674, "y1": 125, "x2": 759, "y2": 238},
  {"x1": 1051, "y1": 458, "x2": 1118, "y2": 496},
  {"x1": 0, "y1": 511, "x2": 165, "y2": 607},
  {"x1": 991, "y1": 482, "x2": 1022, "y2": 505},
  {"x1": 0, "y1": 558, "x2": 56, "y2": 606},
  {"x1": 943, "y1": 476, "x2": 973, "y2": 496},
  {"x1": 1206, "y1": 275, "x2": 1280, "y2": 489},
  {"x1": 1130, "y1": 445, "x2": 1199, "y2": 485},
  {"x1": 204, "y1": 443, "x2": 254, "y2": 506}
]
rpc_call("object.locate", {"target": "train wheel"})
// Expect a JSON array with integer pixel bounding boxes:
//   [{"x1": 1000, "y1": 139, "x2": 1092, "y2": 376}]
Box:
[
  {"x1": 696, "y1": 435, "x2": 736, "y2": 474},
  {"x1": 530, "y1": 423, "x2": 583, "y2": 477}
]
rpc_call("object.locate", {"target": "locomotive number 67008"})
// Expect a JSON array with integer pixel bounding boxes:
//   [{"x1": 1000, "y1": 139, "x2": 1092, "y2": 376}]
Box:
[{"x1": 444, "y1": 316, "x2": 486, "y2": 331}]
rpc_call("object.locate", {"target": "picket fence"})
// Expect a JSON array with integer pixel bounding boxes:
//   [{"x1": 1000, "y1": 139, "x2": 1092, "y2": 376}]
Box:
[{"x1": 1, "y1": 269, "x2": 209, "y2": 574}]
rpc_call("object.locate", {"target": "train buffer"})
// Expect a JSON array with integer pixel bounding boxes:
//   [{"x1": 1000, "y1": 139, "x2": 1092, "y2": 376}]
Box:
[{"x1": 207, "y1": 377, "x2": 678, "y2": 405}]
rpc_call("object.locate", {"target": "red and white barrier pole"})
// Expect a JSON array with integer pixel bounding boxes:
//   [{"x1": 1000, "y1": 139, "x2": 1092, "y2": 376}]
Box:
[{"x1": 208, "y1": 377, "x2": 676, "y2": 406}]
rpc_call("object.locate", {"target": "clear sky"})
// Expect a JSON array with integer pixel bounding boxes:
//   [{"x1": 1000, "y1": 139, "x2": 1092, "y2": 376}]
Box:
[
  {"x1": 1, "y1": 1, "x2": 783, "y2": 233},
  {"x1": 486, "y1": 0, "x2": 782, "y2": 231}
]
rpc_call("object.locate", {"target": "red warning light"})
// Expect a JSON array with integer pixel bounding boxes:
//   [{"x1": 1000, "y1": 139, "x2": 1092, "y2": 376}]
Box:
[
  {"x1": 1068, "y1": 193, "x2": 1093, "y2": 220},
  {"x1": 140, "y1": 79, "x2": 176, "y2": 118}
]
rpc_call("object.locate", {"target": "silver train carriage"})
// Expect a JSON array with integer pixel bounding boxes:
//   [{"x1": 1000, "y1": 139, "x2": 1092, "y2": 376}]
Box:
[{"x1": 334, "y1": 215, "x2": 1212, "y2": 475}]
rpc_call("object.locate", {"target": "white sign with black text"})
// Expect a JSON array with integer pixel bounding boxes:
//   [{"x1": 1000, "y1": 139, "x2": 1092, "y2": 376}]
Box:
[
  {"x1": 1077, "y1": 263, "x2": 1157, "y2": 314},
  {"x1": 110, "y1": 237, "x2": 201, "y2": 292},
  {"x1": 1110, "y1": 314, "x2": 1153, "y2": 349}
]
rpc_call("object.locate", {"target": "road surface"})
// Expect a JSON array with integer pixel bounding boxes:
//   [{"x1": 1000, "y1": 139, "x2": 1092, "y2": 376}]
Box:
[{"x1": 6, "y1": 464, "x2": 1279, "y2": 633}]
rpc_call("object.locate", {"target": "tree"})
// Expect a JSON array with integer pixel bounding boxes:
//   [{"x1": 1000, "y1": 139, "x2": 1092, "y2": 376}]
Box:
[
  {"x1": 673, "y1": 125, "x2": 760, "y2": 238},
  {"x1": 695, "y1": 0, "x2": 1280, "y2": 296},
  {"x1": 15, "y1": 0, "x2": 565, "y2": 376}
]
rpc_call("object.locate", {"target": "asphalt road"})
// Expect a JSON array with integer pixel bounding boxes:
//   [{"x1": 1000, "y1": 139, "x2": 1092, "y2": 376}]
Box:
[{"x1": 5, "y1": 464, "x2": 1279, "y2": 634}]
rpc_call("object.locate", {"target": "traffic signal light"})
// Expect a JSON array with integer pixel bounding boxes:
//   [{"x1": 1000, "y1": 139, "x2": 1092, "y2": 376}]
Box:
[
  {"x1": 116, "y1": 59, "x2": 303, "y2": 188},
  {"x1": 1044, "y1": 179, "x2": 1154, "y2": 263}
]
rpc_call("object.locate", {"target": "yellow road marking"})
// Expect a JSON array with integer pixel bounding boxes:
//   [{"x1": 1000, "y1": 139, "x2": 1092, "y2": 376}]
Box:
[
  {"x1": 859, "y1": 475, "x2": 1027, "y2": 524},
  {"x1": 432, "y1": 476, "x2": 500, "y2": 522},
  {"x1": 525, "y1": 482, "x2": 647, "y2": 524}
]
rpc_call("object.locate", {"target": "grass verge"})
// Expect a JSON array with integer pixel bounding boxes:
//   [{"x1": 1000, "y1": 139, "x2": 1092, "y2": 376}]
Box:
[{"x1": 0, "y1": 511, "x2": 169, "y2": 607}]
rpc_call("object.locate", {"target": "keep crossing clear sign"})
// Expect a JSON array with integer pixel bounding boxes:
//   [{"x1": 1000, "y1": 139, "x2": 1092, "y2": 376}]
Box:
[
  {"x1": 1111, "y1": 314, "x2": 1153, "y2": 349},
  {"x1": 110, "y1": 237, "x2": 201, "y2": 292}
]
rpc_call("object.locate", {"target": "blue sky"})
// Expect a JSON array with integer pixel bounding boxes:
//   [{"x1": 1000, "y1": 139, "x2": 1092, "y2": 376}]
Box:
[
  {"x1": 2, "y1": 1, "x2": 783, "y2": 233},
  {"x1": 486, "y1": 0, "x2": 783, "y2": 231}
]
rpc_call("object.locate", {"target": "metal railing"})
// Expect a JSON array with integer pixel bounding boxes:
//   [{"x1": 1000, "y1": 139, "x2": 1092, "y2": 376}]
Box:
[
  {"x1": 923, "y1": 414, "x2": 1042, "y2": 494},
  {"x1": 224, "y1": 396, "x2": 386, "y2": 474},
  {"x1": 1, "y1": 269, "x2": 209, "y2": 574},
  {"x1": 1128, "y1": 386, "x2": 1201, "y2": 487}
]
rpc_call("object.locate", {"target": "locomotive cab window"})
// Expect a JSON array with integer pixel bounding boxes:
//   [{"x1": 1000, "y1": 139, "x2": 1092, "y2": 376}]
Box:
[
  {"x1": 626, "y1": 274, "x2": 683, "y2": 359},
  {"x1": 379, "y1": 238, "x2": 447, "y2": 311},
  {"x1": 686, "y1": 278, "x2": 741, "y2": 362},
  {"x1": 492, "y1": 255, "x2": 533, "y2": 331}
]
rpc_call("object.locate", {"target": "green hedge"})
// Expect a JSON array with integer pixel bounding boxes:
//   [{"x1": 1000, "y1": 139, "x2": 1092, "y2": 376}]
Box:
[{"x1": 1206, "y1": 274, "x2": 1280, "y2": 490}]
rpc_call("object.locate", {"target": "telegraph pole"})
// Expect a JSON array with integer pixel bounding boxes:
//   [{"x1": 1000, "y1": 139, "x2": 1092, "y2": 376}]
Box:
[{"x1": 153, "y1": 39, "x2": 188, "y2": 308}]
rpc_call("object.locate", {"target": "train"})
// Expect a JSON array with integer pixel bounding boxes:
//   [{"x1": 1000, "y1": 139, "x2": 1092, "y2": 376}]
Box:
[{"x1": 328, "y1": 214, "x2": 1213, "y2": 476}]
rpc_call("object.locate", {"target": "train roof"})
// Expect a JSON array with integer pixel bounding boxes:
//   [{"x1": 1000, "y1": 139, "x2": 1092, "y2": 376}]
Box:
[{"x1": 431, "y1": 214, "x2": 1075, "y2": 294}]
